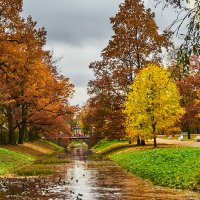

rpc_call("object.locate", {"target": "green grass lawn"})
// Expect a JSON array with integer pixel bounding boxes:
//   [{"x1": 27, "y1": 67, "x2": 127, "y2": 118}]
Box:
[
  {"x1": 0, "y1": 139, "x2": 68, "y2": 176},
  {"x1": 92, "y1": 139, "x2": 129, "y2": 153},
  {"x1": 0, "y1": 148, "x2": 34, "y2": 175},
  {"x1": 40, "y1": 139, "x2": 65, "y2": 152},
  {"x1": 109, "y1": 147, "x2": 200, "y2": 190}
]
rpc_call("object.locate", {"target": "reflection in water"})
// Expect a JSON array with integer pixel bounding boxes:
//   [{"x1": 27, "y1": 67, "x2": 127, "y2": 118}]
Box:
[
  {"x1": 69, "y1": 146, "x2": 87, "y2": 161},
  {"x1": 0, "y1": 147, "x2": 199, "y2": 200}
]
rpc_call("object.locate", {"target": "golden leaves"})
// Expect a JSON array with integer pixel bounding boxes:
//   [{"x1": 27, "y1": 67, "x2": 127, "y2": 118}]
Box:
[{"x1": 124, "y1": 64, "x2": 184, "y2": 139}]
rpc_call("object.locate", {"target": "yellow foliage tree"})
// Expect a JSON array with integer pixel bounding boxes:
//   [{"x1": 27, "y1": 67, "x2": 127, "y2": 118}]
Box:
[{"x1": 124, "y1": 64, "x2": 185, "y2": 147}]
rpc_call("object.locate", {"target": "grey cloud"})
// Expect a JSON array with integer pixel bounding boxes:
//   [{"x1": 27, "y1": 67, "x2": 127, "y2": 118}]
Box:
[
  {"x1": 22, "y1": 0, "x2": 123, "y2": 46},
  {"x1": 45, "y1": 42, "x2": 99, "y2": 87},
  {"x1": 68, "y1": 74, "x2": 93, "y2": 87},
  {"x1": 22, "y1": 0, "x2": 181, "y2": 46},
  {"x1": 22, "y1": 0, "x2": 182, "y2": 105}
]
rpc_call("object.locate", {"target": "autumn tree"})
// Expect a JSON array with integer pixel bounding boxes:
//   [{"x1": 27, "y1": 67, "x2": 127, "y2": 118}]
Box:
[
  {"x1": 156, "y1": 1, "x2": 199, "y2": 135},
  {"x1": 11, "y1": 39, "x2": 74, "y2": 144},
  {"x1": 26, "y1": 65, "x2": 74, "y2": 141},
  {"x1": 0, "y1": 0, "x2": 25, "y2": 144},
  {"x1": 196, "y1": 90, "x2": 200, "y2": 119},
  {"x1": 0, "y1": 0, "x2": 74, "y2": 144},
  {"x1": 169, "y1": 54, "x2": 200, "y2": 137},
  {"x1": 88, "y1": 0, "x2": 172, "y2": 142},
  {"x1": 0, "y1": 13, "x2": 46, "y2": 144},
  {"x1": 78, "y1": 102, "x2": 100, "y2": 136},
  {"x1": 124, "y1": 64, "x2": 184, "y2": 147},
  {"x1": 76, "y1": 105, "x2": 90, "y2": 135},
  {"x1": 168, "y1": 47, "x2": 199, "y2": 137},
  {"x1": 155, "y1": 0, "x2": 199, "y2": 68}
]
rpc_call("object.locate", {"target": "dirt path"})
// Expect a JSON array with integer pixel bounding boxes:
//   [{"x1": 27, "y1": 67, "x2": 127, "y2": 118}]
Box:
[{"x1": 157, "y1": 138, "x2": 200, "y2": 147}]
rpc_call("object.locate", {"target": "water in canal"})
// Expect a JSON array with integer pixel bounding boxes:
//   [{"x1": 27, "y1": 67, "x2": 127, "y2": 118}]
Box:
[{"x1": 0, "y1": 145, "x2": 199, "y2": 200}]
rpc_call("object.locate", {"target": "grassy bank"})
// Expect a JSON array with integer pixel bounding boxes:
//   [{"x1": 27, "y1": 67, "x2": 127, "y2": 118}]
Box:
[
  {"x1": 92, "y1": 139, "x2": 132, "y2": 154},
  {"x1": 93, "y1": 139, "x2": 200, "y2": 191},
  {"x1": 0, "y1": 139, "x2": 69, "y2": 176},
  {"x1": 0, "y1": 148, "x2": 34, "y2": 175}
]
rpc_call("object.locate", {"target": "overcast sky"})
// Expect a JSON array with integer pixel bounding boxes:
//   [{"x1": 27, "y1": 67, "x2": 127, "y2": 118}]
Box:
[{"x1": 22, "y1": 0, "x2": 184, "y2": 106}]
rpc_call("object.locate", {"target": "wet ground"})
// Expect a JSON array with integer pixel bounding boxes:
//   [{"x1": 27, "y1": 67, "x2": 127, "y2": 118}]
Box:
[{"x1": 0, "y1": 147, "x2": 199, "y2": 200}]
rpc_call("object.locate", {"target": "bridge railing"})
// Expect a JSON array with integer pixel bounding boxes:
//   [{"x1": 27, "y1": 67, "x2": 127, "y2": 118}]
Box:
[{"x1": 65, "y1": 134, "x2": 91, "y2": 139}]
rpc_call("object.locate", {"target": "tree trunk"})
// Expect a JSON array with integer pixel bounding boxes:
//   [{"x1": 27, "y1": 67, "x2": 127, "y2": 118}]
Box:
[
  {"x1": 141, "y1": 139, "x2": 145, "y2": 146},
  {"x1": 18, "y1": 126, "x2": 23, "y2": 144},
  {"x1": 153, "y1": 136, "x2": 157, "y2": 148},
  {"x1": 6, "y1": 107, "x2": 15, "y2": 145},
  {"x1": 18, "y1": 105, "x2": 28, "y2": 144},
  {"x1": 152, "y1": 122, "x2": 157, "y2": 148},
  {"x1": 186, "y1": 121, "x2": 191, "y2": 139},
  {"x1": 137, "y1": 137, "x2": 141, "y2": 146}
]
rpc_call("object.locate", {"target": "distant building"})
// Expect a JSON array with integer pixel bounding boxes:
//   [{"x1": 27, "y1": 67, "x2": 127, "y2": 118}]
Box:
[{"x1": 73, "y1": 124, "x2": 82, "y2": 136}]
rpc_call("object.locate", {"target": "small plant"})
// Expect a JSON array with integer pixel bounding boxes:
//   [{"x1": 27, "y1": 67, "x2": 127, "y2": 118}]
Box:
[
  {"x1": 16, "y1": 165, "x2": 53, "y2": 176},
  {"x1": 34, "y1": 154, "x2": 69, "y2": 165}
]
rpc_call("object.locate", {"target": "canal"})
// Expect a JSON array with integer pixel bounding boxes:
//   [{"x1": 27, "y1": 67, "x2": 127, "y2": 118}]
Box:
[{"x1": 0, "y1": 145, "x2": 199, "y2": 199}]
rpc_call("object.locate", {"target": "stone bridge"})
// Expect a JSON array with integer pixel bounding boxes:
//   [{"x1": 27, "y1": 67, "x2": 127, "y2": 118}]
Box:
[
  {"x1": 55, "y1": 134, "x2": 103, "y2": 148},
  {"x1": 69, "y1": 135, "x2": 92, "y2": 145}
]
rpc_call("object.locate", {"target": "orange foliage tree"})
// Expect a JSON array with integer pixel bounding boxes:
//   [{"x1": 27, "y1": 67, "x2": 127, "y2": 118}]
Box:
[
  {"x1": 175, "y1": 55, "x2": 200, "y2": 137},
  {"x1": 0, "y1": 0, "x2": 74, "y2": 144}
]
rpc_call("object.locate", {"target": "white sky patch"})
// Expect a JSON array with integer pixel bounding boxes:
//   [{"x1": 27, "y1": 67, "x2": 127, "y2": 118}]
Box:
[
  {"x1": 45, "y1": 42, "x2": 104, "y2": 85},
  {"x1": 70, "y1": 86, "x2": 89, "y2": 106},
  {"x1": 45, "y1": 43, "x2": 104, "y2": 106}
]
